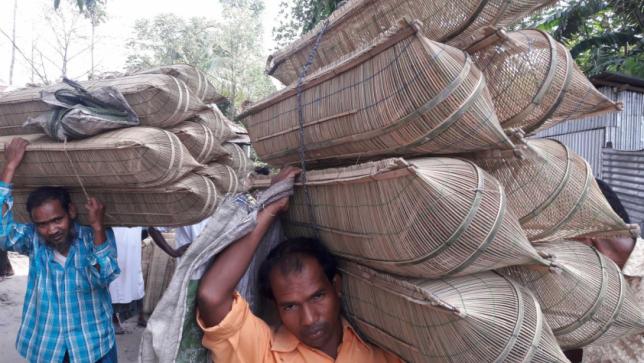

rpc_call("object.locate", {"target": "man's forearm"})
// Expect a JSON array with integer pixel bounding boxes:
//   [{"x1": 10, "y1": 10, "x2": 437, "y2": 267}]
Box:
[{"x1": 198, "y1": 209, "x2": 278, "y2": 327}]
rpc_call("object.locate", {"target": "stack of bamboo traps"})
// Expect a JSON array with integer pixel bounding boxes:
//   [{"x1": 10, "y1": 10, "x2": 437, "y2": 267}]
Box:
[
  {"x1": 0, "y1": 64, "x2": 252, "y2": 226},
  {"x1": 243, "y1": 0, "x2": 644, "y2": 361},
  {"x1": 499, "y1": 241, "x2": 644, "y2": 350}
]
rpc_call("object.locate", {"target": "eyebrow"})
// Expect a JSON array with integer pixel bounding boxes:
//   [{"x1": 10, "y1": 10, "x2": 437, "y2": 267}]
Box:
[{"x1": 33, "y1": 215, "x2": 65, "y2": 225}]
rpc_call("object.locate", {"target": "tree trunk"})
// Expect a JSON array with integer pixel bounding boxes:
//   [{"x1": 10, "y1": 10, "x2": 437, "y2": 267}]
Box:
[{"x1": 8, "y1": 0, "x2": 18, "y2": 85}]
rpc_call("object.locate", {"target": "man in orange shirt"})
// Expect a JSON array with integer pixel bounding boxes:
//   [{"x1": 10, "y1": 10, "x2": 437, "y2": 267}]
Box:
[{"x1": 196, "y1": 167, "x2": 401, "y2": 362}]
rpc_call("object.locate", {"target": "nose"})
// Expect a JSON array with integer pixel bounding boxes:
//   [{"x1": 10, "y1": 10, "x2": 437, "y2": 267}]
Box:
[
  {"x1": 301, "y1": 304, "x2": 318, "y2": 327},
  {"x1": 48, "y1": 224, "x2": 60, "y2": 236}
]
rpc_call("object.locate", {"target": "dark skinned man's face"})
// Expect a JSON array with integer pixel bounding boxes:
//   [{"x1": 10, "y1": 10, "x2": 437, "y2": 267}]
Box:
[
  {"x1": 269, "y1": 256, "x2": 343, "y2": 358},
  {"x1": 30, "y1": 199, "x2": 76, "y2": 254}
]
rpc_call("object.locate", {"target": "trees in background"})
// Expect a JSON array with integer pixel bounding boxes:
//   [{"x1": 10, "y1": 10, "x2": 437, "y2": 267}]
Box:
[
  {"x1": 523, "y1": 0, "x2": 643, "y2": 77},
  {"x1": 125, "y1": 0, "x2": 275, "y2": 117},
  {"x1": 273, "y1": 0, "x2": 342, "y2": 49}
]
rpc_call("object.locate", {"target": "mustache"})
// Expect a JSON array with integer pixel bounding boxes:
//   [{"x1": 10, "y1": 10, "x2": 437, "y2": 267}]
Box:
[{"x1": 301, "y1": 322, "x2": 327, "y2": 337}]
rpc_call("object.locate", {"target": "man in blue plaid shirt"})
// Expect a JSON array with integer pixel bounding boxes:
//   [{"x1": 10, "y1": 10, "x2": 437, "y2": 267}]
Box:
[{"x1": 0, "y1": 138, "x2": 120, "y2": 363}]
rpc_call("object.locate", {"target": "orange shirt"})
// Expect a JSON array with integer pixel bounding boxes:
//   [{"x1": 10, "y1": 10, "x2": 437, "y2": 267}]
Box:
[{"x1": 197, "y1": 293, "x2": 401, "y2": 363}]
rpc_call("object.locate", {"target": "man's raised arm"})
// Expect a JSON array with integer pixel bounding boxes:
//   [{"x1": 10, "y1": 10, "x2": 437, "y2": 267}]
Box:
[{"x1": 197, "y1": 166, "x2": 299, "y2": 327}]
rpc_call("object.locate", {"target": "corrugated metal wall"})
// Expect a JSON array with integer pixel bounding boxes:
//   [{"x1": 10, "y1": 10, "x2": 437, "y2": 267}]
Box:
[
  {"x1": 606, "y1": 89, "x2": 644, "y2": 150},
  {"x1": 602, "y1": 148, "x2": 644, "y2": 231},
  {"x1": 544, "y1": 128, "x2": 606, "y2": 178},
  {"x1": 534, "y1": 87, "x2": 644, "y2": 179}
]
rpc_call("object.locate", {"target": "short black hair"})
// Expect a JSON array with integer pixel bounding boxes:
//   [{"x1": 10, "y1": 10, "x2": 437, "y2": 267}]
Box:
[
  {"x1": 258, "y1": 237, "x2": 338, "y2": 300},
  {"x1": 595, "y1": 178, "x2": 631, "y2": 223},
  {"x1": 26, "y1": 186, "x2": 72, "y2": 217}
]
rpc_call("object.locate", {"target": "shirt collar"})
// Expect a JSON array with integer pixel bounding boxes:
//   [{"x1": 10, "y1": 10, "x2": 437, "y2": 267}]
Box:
[{"x1": 271, "y1": 318, "x2": 365, "y2": 353}]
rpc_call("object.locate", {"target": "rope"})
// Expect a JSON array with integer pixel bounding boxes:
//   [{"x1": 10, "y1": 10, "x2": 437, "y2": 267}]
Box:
[
  {"x1": 62, "y1": 138, "x2": 117, "y2": 221},
  {"x1": 295, "y1": 19, "x2": 330, "y2": 237}
]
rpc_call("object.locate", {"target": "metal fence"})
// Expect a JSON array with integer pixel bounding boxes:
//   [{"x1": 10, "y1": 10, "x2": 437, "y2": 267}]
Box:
[{"x1": 602, "y1": 148, "x2": 644, "y2": 231}]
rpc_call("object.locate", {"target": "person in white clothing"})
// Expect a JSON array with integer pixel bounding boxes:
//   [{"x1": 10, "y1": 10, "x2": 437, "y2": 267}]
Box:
[{"x1": 109, "y1": 226, "x2": 147, "y2": 333}]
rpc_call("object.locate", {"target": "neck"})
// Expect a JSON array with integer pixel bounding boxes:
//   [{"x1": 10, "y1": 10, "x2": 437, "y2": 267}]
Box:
[
  {"x1": 321, "y1": 319, "x2": 344, "y2": 359},
  {"x1": 53, "y1": 240, "x2": 73, "y2": 256}
]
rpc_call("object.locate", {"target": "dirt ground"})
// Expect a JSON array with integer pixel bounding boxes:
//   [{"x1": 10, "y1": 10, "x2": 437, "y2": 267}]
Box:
[{"x1": 0, "y1": 253, "x2": 144, "y2": 363}]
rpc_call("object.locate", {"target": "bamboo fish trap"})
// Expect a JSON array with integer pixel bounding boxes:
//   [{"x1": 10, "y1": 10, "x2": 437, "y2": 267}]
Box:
[
  {"x1": 468, "y1": 29, "x2": 621, "y2": 134},
  {"x1": 12, "y1": 174, "x2": 218, "y2": 227},
  {"x1": 240, "y1": 19, "x2": 513, "y2": 167},
  {"x1": 136, "y1": 64, "x2": 226, "y2": 104},
  {"x1": 190, "y1": 107, "x2": 237, "y2": 142},
  {"x1": 340, "y1": 262, "x2": 569, "y2": 363},
  {"x1": 0, "y1": 127, "x2": 199, "y2": 188},
  {"x1": 0, "y1": 74, "x2": 206, "y2": 136},
  {"x1": 266, "y1": 0, "x2": 557, "y2": 85},
  {"x1": 500, "y1": 240, "x2": 644, "y2": 349},
  {"x1": 169, "y1": 121, "x2": 230, "y2": 164},
  {"x1": 198, "y1": 163, "x2": 243, "y2": 194},
  {"x1": 469, "y1": 139, "x2": 631, "y2": 241},
  {"x1": 220, "y1": 143, "x2": 253, "y2": 181},
  {"x1": 284, "y1": 157, "x2": 551, "y2": 279}
]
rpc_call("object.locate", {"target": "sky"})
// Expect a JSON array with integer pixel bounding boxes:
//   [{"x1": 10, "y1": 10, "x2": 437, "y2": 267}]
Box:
[{"x1": 0, "y1": 0, "x2": 287, "y2": 87}]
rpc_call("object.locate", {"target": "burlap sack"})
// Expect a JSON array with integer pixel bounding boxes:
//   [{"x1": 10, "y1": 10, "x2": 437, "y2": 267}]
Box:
[{"x1": 0, "y1": 74, "x2": 206, "y2": 136}]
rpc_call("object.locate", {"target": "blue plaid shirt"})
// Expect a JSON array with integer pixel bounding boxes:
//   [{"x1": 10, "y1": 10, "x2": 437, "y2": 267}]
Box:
[{"x1": 0, "y1": 182, "x2": 120, "y2": 363}]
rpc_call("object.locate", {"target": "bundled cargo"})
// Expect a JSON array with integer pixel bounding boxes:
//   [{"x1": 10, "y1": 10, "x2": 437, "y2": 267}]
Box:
[
  {"x1": 0, "y1": 127, "x2": 199, "y2": 188},
  {"x1": 500, "y1": 241, "x2": 644, "y2": 349},
  {"x1": 189, "y1": 107, "x2": 237, "y2": 142},
  {"x1": 136, "y1": 64, "x2": 226, "y2": 104},
  {"x1": 0, "y1": 74, "x2": 206, "y2": 136},
  {"x1": 266, "y1": 0, "x2": 556, "y2": 84},
  {"x1": 170, "y1": 121, "x2": 230, "y2": 164},
  {"x1": 240, "y1": 19, "x2": 513, "y2": 167},
  {"x1": 220, "y1": 143, "x2": 253, "y2": 181},
  {"x1": 469, "y1": 29, "x2": 620, "y2": 134},
  {"x1": 198, "y1": 163, "x2": 243, "y2": 194},
  {"x1": 11, "y1": 173, "x2": 218, "y2": 227},
  {"x1": 284, "y1": 157, "x2": 551, "y2": 278},
  {"x1": 469, "y1": 139, "x2": 631, "y2": 241},
  {"x1": 340, "y1": 262, "x2": 569, "y2": 363}
]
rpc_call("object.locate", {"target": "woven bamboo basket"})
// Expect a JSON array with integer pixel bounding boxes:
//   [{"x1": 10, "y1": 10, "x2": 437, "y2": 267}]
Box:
[
  {"x1": 197, "y1": 162, "x2": 243, "y2": 194},
  {"x1": 266, "y1": 0, "x2": 556, "y2": 85},
  {"x1": 136, "y1": 64, "x2": 225, "y2": 104},
  {"x1": 469, "y1": 139, "x2": 631, "y2": 241},
  {"x1": 340, "y1": 262, "x2": 569, "y2": 362},
  {"x1": 240, "y1": 19, "x2": 513, "y2": 167},
  {"x1": 469, "y1": 29, "x2": 621, "y2": 134},
  {"x1": 0, "y1": 74, "x2": 206, "y2": 136},
  {"x1": 0, "y1": 127, "x2": 199, "y2": 189},
  {"x1": 11, "y1": 173, "x2": 218, "y2": 227},
  {"x1": 284, "y1": 157, "x2": 551, "y2": 278},
  {"x1": 169, "y1": 121, "x2": 230, "y2": 164},
  {"x1": 500, "y1": 240, "x2": 644, "y2": 349},
  {"x1": 189, "y1": 107, "x2": 237, "y2": 142},
  {"x1": 220, "y1": 143, "x2": 253, "y2": 182}
]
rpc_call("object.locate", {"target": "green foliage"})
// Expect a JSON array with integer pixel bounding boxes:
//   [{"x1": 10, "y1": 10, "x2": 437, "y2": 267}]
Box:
[
  {"x1": 55, "y1": 0, "x2": 98, "y2": 11},
  {"x1": 523, "y1": 0, "x2": 643, "y2": 77},
  {"x1": 125, "y1": 1, "x2": 276, "y2": 117},
  {"x1": 273, "y1": 0, "x2": 342, "y2": 48}
]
